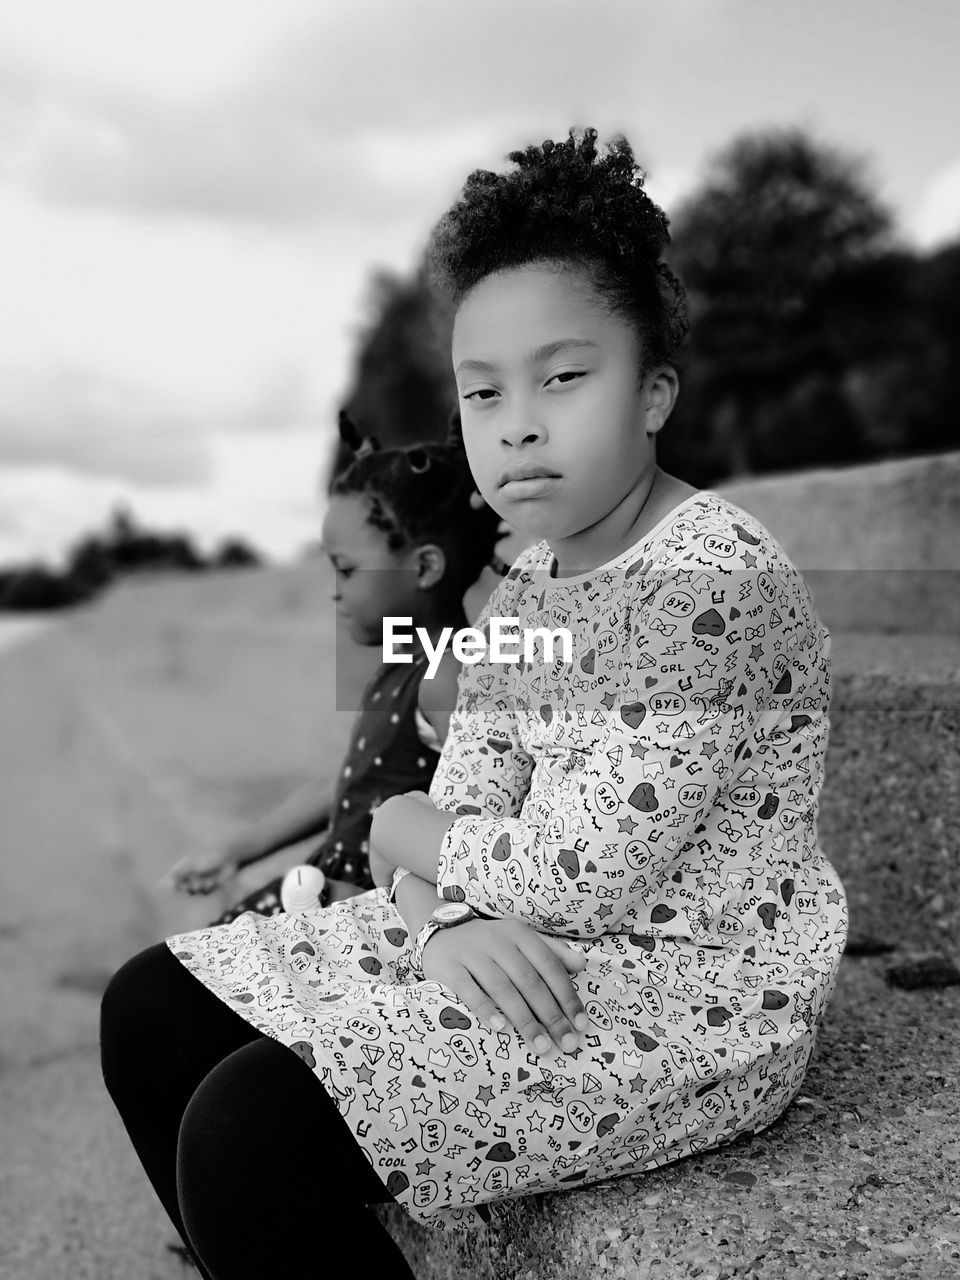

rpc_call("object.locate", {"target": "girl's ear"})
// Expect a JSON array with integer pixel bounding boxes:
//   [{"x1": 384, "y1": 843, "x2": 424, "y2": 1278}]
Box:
[
  {"x1": 415, "y1": 543, "x2": 447, "y2": 589},
  {"x1": 641, "y1": 364, "x2": 680, "y2": 437}
]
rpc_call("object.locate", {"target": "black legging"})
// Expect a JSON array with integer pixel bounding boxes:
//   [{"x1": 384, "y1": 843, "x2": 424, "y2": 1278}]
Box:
[{"x1": 100, "y1": 944, "x2": 415, "y2": 1279}]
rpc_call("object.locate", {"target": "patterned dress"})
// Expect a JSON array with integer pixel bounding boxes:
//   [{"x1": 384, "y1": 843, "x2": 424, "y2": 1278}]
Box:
[{"x1": 167, "y1": 492, "x2": 847, "y2": 1230}]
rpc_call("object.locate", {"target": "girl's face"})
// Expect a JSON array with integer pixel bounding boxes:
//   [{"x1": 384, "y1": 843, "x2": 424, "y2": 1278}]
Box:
[
  {"x1": 322, "y1": 493, "x2": 419, "y2": 646},
  {"x1": 453, "y1": 264, "x2": 676, "y2": 558}
]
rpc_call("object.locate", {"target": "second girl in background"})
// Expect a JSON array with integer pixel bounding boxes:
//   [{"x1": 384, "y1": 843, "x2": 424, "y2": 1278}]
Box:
[{"x1": 173, "y1": 416, "x2": 503, "y2": 920}]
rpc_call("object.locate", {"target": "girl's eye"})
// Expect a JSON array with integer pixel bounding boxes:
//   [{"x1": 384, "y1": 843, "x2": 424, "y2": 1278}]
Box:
[
  {"x1": 546, "y1": 370, "x2": 586, "y2": 387},
  {"x1": 333, "y1": 565, "x2": 353, "y2": 579},
  {"x1": 462, "y1": 387, "x2": 499, "y2": 402}
]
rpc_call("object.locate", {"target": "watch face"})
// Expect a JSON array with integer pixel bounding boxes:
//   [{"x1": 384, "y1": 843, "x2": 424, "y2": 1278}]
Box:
[{"x1": 433, "y1": 902, "x2": 473, "y2": 925}]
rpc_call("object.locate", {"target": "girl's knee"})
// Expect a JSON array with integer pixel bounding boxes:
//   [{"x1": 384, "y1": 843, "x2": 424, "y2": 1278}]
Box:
[
  {"x1": 100, "y1": 943, "x2": 178, "y2": 1087},
  {"x1": 176, "y1": 1042, "x2": 285, "y2": 1203}
]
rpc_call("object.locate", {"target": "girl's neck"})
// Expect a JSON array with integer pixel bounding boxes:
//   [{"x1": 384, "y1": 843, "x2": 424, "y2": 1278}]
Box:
[{"x1": 550, "y1": 469, "x2": 698, "y2": 579}]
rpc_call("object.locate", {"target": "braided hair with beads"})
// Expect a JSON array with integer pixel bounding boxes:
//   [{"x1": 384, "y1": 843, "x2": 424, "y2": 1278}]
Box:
[{"x1": 332, "y1": 411, "x2": 506, "y2": 588}]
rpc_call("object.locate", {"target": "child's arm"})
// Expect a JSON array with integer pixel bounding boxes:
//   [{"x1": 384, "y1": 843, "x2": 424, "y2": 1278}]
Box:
[
  {"x1": 432, "y1": 562, "x2": 822, "y2": 937},
  {"x1": 416, "y1": 648, "x2": 461, "y2": 748},
  {"x1": 368, "y1": 794, "x2": 456, "y2": 883},
  {"x1": 391, "y1": 870, "x2": 588, "y2": 1057},
  {"x1": 173, "y1": 778, "x2": 335, "y2": 894}
]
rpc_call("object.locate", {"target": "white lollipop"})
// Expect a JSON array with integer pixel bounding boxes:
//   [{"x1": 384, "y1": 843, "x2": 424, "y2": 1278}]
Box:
[{"x1": 280, "y1": 864, "x2": 326, "y2": 913}]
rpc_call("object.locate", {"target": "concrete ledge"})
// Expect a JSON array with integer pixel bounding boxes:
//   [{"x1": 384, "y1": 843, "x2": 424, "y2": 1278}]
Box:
[
  {"x1": 379, "y1": 954, "x2": 960, "y2": 1279},
  {"x1": 823, "y1": 634, "x2": 960, "y2": 952},
  {"x1": 379, "y1": 633, "x2": 960, "y2": 1278}
]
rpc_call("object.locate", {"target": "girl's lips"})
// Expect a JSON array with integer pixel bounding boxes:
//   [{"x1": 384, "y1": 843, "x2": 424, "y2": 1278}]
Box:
[{"x1": 499, "y1": 475, "x2": 560, "y2": 499}]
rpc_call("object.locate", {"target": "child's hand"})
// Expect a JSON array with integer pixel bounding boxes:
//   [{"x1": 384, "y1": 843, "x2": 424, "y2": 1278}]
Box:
[
  {"x1": 403, "y1": 791, "x2": 434, "y2": 806},
  {"x1": 421, "y1": 918, "x2": 589, "y2": 1058},
  {"x1": 367, "y1": 842, "x2": 395, "y2": 890},
  {"x1": 170, "y1": 851, "x2": 239, "y2": 895}
]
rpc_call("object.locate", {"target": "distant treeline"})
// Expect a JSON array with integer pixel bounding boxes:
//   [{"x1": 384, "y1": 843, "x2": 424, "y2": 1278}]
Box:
[
  {"x1": 0, "y1": 508, "x2": 263, "y2": 612},
  {"x1": 335, "y1": 128, "x2": 960, "y2": 485}
]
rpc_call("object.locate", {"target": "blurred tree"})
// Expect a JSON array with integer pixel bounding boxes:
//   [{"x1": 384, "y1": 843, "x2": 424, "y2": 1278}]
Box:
[
  {"x1": 102, "y1": 505, "x2": 205, "y2": 574},
  {"x1": 331, "y1": 263, "x2": 456, "y2": 483},
  {"x1": 0, "y1": 564, "x2": 90, "y2": 610},
  {"x1": 663, "y1": 128, "x2": 894, "y2": 482},
  {"x1": 211, "y1": 537, "x2": 263, "y2": 569}
]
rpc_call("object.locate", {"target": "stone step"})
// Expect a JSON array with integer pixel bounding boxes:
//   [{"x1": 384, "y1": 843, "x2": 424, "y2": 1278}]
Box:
[
  {"x1": 825, "y1": 633, "x2": 960, "y2": 952},
  {"x1": 378, "y1": 952, "x2": 960, "y2": 1280},
  {"x1": 377, "y1": 633, "x2": 960, "y2": 1278}
]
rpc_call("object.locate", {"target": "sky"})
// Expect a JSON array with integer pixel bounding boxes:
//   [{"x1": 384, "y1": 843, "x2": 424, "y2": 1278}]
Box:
[{"x1": 1, "y1": 0, "x2": 958, "y2": 566}]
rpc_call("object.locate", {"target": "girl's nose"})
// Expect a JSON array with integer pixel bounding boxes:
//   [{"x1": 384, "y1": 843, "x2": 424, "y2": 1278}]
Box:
[{"x1": 500, "y1": 403, "x2": 545, "y2": 448}]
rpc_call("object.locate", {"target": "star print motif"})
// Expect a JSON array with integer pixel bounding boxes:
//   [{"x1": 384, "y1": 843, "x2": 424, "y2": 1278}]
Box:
[{"x1": 166, "y1": 498, "x2": 846, "y2": 1231}]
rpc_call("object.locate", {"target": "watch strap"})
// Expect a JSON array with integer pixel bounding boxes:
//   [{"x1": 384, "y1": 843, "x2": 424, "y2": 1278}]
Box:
[
  {"x1": 411, "y1": 905, "x2": 476, "y2": 977},
  {"x1": 388, "y1": 866, "x2": 412, "y2": 905},
  {"x1": 411, "y1": 918, "x2": 445, "y2": 978}
]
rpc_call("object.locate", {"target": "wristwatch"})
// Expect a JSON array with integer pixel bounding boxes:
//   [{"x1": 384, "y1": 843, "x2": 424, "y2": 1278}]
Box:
[{"x1": 411, "y1": 901, "x2": 477, "y2": 976}]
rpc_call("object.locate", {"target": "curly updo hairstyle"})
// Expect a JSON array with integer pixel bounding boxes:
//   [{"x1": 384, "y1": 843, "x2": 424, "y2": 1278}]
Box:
[
  {"x1": 331, "y1": 415, "x2": 503, "y2": 590},
  {"x1": 428, "y1": 127, "x2": 688, "y2": 369}
]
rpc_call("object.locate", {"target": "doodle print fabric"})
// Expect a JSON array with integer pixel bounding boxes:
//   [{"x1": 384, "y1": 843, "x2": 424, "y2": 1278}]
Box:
[{"x1": 167, "y1": 492, "x2": 847, "y2": 1230}]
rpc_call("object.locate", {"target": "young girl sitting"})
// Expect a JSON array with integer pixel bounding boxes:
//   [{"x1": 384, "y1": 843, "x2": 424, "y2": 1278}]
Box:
[
  {"x1": 171, "y1": 418, "x2": 502, "y2": 922},
  {"x1": 101, "y1": 128, "x2": 847, "y2": 1280}
]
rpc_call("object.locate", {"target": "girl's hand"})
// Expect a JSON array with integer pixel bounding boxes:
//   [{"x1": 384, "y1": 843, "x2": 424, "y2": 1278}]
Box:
[
  {"x1": 367, "y1": 842, "x2": 395, "y2": 890},
  {"x1": 171, "y1": 851, "x2": 238, "y2": 895},
  {"x1": 403, "y1": 791, "x2": 434, "y2": 806},
  {"x1": 421, "y1": 917, "x2": 589, "y2": 1057}
]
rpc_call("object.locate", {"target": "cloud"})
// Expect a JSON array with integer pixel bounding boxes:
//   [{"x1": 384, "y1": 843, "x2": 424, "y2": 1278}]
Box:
[
  {"x1": 1, "y1": 0, "x2": 714, "y2": 226},
  {"x1": 0, "y1": 424, "x2": 329, "y2": 566},
  {"x1": 907, "y1": 156, "x2": 960, "y2": 250},
  {"x1": 0, "y1": 364, "x2": 211, "y2": 485}
]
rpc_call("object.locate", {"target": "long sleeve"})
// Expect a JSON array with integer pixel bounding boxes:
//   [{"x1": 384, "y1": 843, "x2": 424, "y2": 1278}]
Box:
[
  {"x1": 428, "y1": 555, "x2": 537, "y2": 821},
  {"x1": 435, "y1": 551, "x2": 825, "y2": 940}
]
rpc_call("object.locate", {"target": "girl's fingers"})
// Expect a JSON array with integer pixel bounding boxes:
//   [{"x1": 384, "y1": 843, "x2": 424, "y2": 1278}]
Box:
[
  {"x1": 404, "y1": 791, "x2": 434, "y2": 805},
  {"x1": 499, "y1": 947, "x2": 584, "y2": 1053},
  {"x1": 438, "y1": 963, "x2": 511, "y2": 1034},
  {"x1": 541, "y1": 935, "x2": 588, "y2": 973},
  {"x1": 520, "y1": 938, "x2": 589, "y2": 1038},
  {"x1": 478, "y1": 953, "x2": 574, "y2": 1056},
  {"x1": 469, "y1": 958, "x2": 555, "y2": 1053}
]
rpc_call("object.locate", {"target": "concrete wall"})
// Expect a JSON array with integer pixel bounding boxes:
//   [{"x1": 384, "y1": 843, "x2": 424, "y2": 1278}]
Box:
[
  {"x1": 495, "y1": 452, "x2": 960, "y2": 634},
  {"x1": 718, "y1": 452, "x2": 960, "y2": 633}
]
